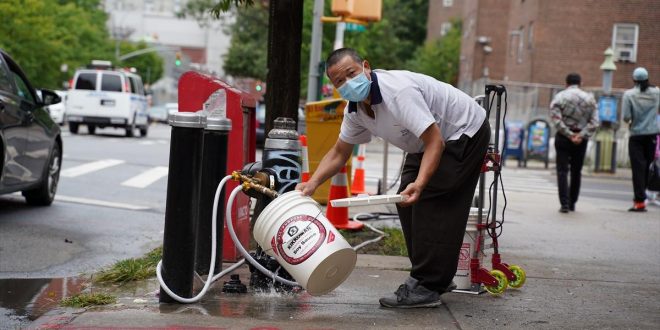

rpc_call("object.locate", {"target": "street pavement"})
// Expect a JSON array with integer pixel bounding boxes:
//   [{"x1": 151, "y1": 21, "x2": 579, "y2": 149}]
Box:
[
  {"x1": 29, "y1": 191, "x2": 660, "y2": 329},
  {"x1": 1, "y1": 124, "x2": 658, "y2": 329}
]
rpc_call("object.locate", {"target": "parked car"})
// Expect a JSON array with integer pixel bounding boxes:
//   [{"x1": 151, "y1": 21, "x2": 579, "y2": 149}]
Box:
[
  {"x1": 46, "y1": 90, "x2": 66, "y2": 125},
  {"x1": 148, "y1": 104, "x2": 168, "y2": 123},
  {"x1": 0, "y1": 49, "x2": 63, "y2": 205},
  {"x1": 66, "y1": 60, "x2": 149, "y2": 137},
  {"x1": 255, "y1": 104, "x2": 306, "y2": 146}
]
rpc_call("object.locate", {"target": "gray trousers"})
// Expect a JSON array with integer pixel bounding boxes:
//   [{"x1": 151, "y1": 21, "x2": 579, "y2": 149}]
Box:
[{"x1": 396, "y1": 120, "x2": 490, "y2": 293}]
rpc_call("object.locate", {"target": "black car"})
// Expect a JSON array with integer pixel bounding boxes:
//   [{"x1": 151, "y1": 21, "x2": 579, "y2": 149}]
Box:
[{"x1": 0, "y1": 49, "x2": 63, "y2": 205}]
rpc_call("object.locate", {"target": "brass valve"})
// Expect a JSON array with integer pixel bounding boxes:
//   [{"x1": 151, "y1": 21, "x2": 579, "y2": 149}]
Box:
[{"x1": 231, "y1": 171, "x2": 279, "y2": 198}]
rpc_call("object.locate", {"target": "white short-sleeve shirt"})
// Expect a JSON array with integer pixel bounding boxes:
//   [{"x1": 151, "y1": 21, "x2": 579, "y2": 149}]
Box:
[{"x1": 339, "y1": 70, "x2": 486, "y2": 153}]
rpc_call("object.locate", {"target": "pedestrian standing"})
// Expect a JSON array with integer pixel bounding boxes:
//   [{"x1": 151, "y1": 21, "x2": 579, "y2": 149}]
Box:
[
  {"x1": 550, "y1": 73, "x2": 599, "y2": 213},
  {"x1": 623, "y1": 67, "x2": 660, "y2": 212},
  {"x1": 296, "y1": 48, "x2": 489, "y2": 308}
]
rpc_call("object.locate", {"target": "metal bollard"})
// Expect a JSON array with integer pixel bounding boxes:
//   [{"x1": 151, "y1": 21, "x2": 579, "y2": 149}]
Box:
[
  {"x1": 195, "y1": 116, "x2": 232, "y2": 276},
  {"x1": 160, "y1": 112, "x2": 206, "y2": 303}
]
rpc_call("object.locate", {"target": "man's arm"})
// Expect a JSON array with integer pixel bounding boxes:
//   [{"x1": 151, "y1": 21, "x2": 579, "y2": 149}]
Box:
[
  {"x1": 296, "y1": 138, "x2": 354, "y2": 196},
  {"x1": 550, "y1": 97, "x2": 573, "y2": 138},
  {"x1": 398, "y1": 123, "x2": 444, "y2": 207},
  {"x1": 581, "y1": 94, "x2": 599, "y2": 138},
  {"x1": 622, "y1": 92, "x2": 632, "y2": 123}
]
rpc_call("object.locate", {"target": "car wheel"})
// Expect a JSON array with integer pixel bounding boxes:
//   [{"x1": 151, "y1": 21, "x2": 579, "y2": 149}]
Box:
[
  {"x1": 88, "y1": 124, "x2": 96, "y2": 135},
  {"x1": 139, "y1": 124, "x2": 148, "y2": 137},
  {"x1": 126, "y1": 119, "x2": 136, "y2": 137},
  {"x1": 23, "y1": 142, "x2": 61, "y2": 206},
  {"x1": 69, "y1": 123, "x2": 79, "y2": 134}
]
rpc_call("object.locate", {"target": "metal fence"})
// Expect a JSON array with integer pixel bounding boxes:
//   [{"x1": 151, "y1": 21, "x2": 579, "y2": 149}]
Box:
[{"x1": 462, "y1": 78, "x2": 633, "y2": 168}]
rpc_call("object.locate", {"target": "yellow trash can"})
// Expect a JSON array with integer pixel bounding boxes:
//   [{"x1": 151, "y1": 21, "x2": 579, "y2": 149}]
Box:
[{"x1": 304, "y1": 99, "x2": 352, "y2": 204}]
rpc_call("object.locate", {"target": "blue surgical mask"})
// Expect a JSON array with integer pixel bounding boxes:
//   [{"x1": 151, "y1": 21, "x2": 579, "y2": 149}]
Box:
[{"x1": 337, "y1": 63, "x2": 371, "y2": 102}]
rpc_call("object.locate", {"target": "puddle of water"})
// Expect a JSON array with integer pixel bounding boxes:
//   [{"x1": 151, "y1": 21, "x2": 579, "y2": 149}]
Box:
[{"x1": 0, "y1": 277, "x2": 87, "y2": 327}]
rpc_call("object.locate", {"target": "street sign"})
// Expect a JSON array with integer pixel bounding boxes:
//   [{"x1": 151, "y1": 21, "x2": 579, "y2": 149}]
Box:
[{"x1": 345, "y1": 23, "x2": 366, "y2": 32}]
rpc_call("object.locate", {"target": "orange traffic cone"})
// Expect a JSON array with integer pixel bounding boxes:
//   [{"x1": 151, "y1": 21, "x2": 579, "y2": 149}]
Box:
[
  {"x1": 326, "y1": 166, "x2": 364, "y2": 230},
  {"x1": 299, "y1": 135, "x2": 310, "y2": 183},
  {"x1": 351, "y1": 144, "x2": 367, "y2": 195}
]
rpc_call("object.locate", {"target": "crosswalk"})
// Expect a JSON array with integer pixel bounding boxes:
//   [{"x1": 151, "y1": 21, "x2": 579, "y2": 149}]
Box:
[
  {"x1": 61, "y1": 159, "x2": 125, "y2": 178},
  {"x1": 61, "y1": 158, "x2": 168, "y2": 189}
]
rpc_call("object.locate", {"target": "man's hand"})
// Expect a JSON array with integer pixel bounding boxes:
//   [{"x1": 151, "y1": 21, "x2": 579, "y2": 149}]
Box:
[
  {"x1": 397, "y1": 182, "x2": 423, "y2": 207},
  {"x1": 295, "y1": 181, "x2": 319, "y2": 196},
  {"x1": 570, "y1": 133, "x2": 583, "y2": 145}
]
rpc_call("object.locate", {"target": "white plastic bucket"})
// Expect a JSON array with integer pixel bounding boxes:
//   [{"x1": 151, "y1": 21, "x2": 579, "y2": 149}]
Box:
[
  {"x1": 254, "y1": 191, "x2": 357, "y2": 296},
  {"x1": 453, "y1": 207, "x2": 487, "y2": 290}
]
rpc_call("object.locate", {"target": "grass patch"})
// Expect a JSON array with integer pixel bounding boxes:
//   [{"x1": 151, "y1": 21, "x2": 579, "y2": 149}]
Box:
[
  {"x1": 61, "y1": 292, "x2": 116, "y2": 308},
  {"x1": 340, "y1": 227, "x2": 408, "y2": 257},
  {"x1": 95, "y1": 247, "x2": 162, "y2": 284}
]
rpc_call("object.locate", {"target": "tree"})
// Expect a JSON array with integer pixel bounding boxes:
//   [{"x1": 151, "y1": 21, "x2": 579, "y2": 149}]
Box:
[
  {"x1": 118, "y1": 41, "x2": 165, "y2": 85},
  {"x1": 222, "y1": 2, "x2": 269, "y2": 80},
  {"x1": 264, "y1": 0, "x2": 304, "y2": 132},
  {"x1": 0, "y1": 0, "x2": 114, "y2": 89},
  {"x1": 406, "y1": 20, "x2": 462, "y2": 86}
]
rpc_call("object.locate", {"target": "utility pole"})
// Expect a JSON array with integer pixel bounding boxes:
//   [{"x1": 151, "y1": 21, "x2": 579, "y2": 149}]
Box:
[{"x1": 306, "y1": 0, "x2": 324, "y2": 102}]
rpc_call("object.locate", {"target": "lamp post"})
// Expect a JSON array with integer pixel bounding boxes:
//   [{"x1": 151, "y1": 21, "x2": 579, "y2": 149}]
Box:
[
  {"x1": 594, "y1": 47, "x2": 618, "y2": 173},
  {"x1": 600, "y1": 47, "x2": 617, "y2": 95}
]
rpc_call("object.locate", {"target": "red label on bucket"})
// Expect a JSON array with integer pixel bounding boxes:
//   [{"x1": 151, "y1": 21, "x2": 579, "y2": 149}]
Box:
[
  {"x1": 276, "y1": 214, "x2": 327, "y2": 265},
  {"x1": 327, "y1": 231, "x2": 335, "y2": 244},
  {"x1": 458, "y1": 243, "x2": 470, "y2": 270}
]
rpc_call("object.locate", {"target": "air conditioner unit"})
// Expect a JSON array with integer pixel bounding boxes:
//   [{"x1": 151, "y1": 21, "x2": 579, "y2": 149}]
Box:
[{"x1": 617, "y1": 48, "x2": 633, "y2": 62}]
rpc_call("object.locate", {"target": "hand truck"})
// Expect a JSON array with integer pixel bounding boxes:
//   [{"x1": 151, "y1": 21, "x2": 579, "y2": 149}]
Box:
[{"x1": 460, "y1": 84, "x2": 527, "y2": 295}]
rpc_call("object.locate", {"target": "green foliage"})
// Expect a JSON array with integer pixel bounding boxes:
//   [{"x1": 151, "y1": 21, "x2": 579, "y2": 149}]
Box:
[
  {"x1": 61, "y1": 293, "x2": 116, "y2": 308},
  {"x1": 343, "y1": 0, "x2": 429, "y2": 71},
  {"x1": 211, "y1": 0, "x2": 255, "y2": 16},
  {"x1": 183, "y1": 0, "x2": 433, "y2": 98},
  {"x1": 380, "y1": 227, "x2": 408, "y2": 257},
  {"x1": 222, "y1": 1, "x2": 269, "y2": 80},
  {"x1": 94, "y1": 247, "x2": 162, "y2": 284},
  {"x1": 0, "y1": 0, "x2": 114, "y2": 89},
  {"x1": 118, "y1": 41, "x2": 164, "y2": 85},
  {"x1": 340, "y1": 227, "x2": 408, "y2": 257},
  {"x1": 406, "y1": 20, "x2": 462, "y2": 85}
]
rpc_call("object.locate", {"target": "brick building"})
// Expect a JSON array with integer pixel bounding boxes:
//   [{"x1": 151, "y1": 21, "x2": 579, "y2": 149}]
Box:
[
  {"x1": 428, "y1": 0, "x2": 660, "y2": 96},
  {"x1": 427, "y1": 0, "x2": 659, "y2": 166}
]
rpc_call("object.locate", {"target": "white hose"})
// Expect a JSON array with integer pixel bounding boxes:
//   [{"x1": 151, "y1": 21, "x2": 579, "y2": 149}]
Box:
[
  {"x1": 157, "y1": 177, "x2": 385, "y2": 303},
  {"x1": 225, "y1": 185, "x2": 299, "y2": 287},
  {"x1": 351, "y1": 212, "x2": 388, "y2": 251},
  {"x1": 157, "y1": 175, "x2": 245, "y2": 303}
]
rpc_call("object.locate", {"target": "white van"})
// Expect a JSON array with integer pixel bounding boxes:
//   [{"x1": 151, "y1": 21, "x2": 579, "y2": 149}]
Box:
[{"x1": 66, "y1": 61, "x2": 149, "y2": 137}]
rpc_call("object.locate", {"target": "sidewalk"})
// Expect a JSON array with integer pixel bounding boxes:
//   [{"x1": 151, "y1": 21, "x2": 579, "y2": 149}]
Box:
[{"x1": 33, "y1": 181, "x2": 659, "y2": 329}]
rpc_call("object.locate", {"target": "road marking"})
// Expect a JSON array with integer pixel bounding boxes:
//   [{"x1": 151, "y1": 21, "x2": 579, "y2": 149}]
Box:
[
  {"x1": 61, "y1": 159, "x2": 125, "y2": 177},
  {"x1": 121, "y1": 166, "x2": 169, "y2": 188},
  {"x1": 55, "y1": 195, "x2": 150, "y2": 211}
]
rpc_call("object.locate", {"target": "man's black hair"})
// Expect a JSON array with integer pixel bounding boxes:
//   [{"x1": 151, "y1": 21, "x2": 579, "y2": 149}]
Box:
[
  {"x1": 326, "y1": 48, "x2": 363, "y2": 73},
  {"x1": 566, "y1": 73, "x2": 581, "y2": 86},
  {"x1": 637, "y1": 79, "x2": 650, "y2": 92}
]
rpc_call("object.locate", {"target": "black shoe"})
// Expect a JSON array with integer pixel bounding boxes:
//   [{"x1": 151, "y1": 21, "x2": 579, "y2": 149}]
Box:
[
  {"x1": 569, "y1": 204, "x2": 575, "y2": 212},
  {"x1": 379, "y1": 277, "x2": 442, "y2": 308},
  {"x1": 559, "y1": 206, "x2": 569, "y2": 213}
]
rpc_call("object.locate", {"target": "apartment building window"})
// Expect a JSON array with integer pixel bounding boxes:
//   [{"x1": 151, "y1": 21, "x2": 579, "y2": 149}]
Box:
[
  {"x1": 528, "y1": 22, "x2": 534, "y2": 49},
  {"x1": 440, "y1": 22, "x2": 452, "y2": 36},
  {"x1": 443, "y1": 0, "x2": 454, "y2": 7},
  {"x1": 612, "y1": 23, "x2": 639, "y2": 62},
  {"x1": 509, "y1": 28, "x2": 524, "y2": 63}
]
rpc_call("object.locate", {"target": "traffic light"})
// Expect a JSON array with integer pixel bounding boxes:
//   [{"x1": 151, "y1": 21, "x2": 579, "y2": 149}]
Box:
[
  {"x1": 255, "y1": 80, "x2": 263, "y2": 92},
  {"x1": 175, "y1": 52, "x2": 182, "y2": 66}
]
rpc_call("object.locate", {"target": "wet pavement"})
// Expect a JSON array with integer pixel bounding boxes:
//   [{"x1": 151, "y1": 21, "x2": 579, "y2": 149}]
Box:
[{"x1": 0, "y1": 277, "x2": 87, "y2": 329}]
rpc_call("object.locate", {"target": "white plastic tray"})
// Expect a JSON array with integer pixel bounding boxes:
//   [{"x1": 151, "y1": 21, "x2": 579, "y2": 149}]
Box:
[{"x1": 330, "y1": 194, "x2": 406, "y2": 207}]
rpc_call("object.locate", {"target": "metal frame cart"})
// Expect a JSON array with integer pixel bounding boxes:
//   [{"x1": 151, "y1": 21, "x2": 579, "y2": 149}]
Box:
[{"x1": 458, "y1": 84, "x2": 527, "y2": 295}]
